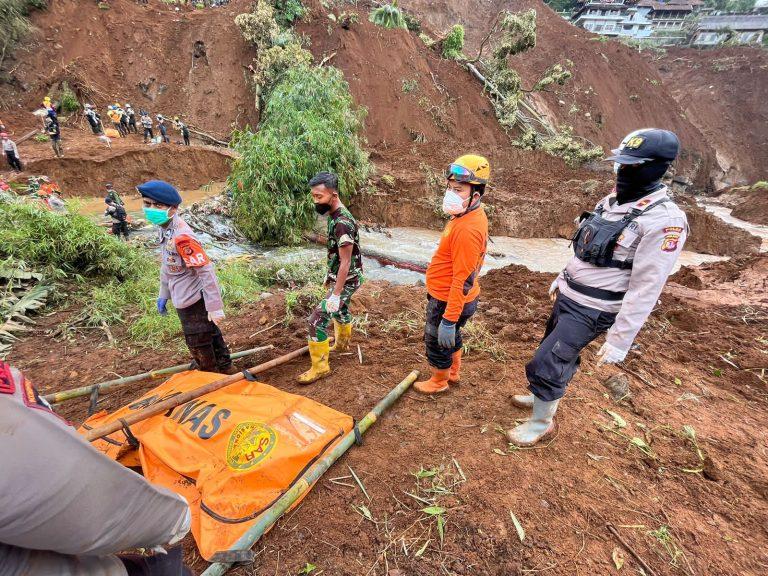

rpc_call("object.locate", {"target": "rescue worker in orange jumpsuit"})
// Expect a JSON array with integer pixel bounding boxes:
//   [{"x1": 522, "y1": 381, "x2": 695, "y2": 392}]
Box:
[{"x1": 414, "y1": 155, "x2": 490, "y2": 394}]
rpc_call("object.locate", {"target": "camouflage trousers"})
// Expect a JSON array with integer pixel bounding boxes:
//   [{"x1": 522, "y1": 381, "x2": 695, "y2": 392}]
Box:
[{"x1": 307, "y1": 277, "x2": 362, "y2": 341}]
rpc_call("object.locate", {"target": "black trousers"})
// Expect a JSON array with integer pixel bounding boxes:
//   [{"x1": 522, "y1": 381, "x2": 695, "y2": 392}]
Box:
[
  {"x1": 5, "y1": 151, "x2": 22, "y2": 171},
  {"x1": 176, "y1": 297, "x2": 231, "y2": 373},
  {"x1": 111, "y1": 221, "x2": 129, "y2": 239},
  {"x1": 128, "y1": 118, "x2": 137, "y2": 133},
  {"x1": 424, "y1": 295, "x2": 478, "y2": 369},
  {"x1": 143, "y1": 127, "x2": 153, "y2": 141},
  {"x1": 88, "y1": 121, "x2": 101, "y2": 135},
  {"x1": 183, "y1": 133, "x2": 190, "y2": 145},
  {"x1": 526, "y1": 293, "x2": 617, "y2": 402}
]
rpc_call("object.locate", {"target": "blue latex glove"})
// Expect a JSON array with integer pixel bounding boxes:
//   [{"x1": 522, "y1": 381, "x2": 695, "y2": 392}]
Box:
[
  {"x1": 437, "y1": 318, "x2": 456, "y2": 349},
  {"x1": 157, "y1": 297, "x2": 168, "y2": 316}
]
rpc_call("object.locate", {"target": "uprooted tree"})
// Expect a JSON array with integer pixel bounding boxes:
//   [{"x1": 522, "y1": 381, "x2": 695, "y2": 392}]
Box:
[{"x1": 464, "y1": 9, "x2": 603, "y2": 166}]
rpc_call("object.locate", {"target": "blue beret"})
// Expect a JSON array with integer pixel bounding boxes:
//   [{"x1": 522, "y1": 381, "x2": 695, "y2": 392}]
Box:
[{"x1": 136, "y1": 180, "x2": 182, "y2": 206}]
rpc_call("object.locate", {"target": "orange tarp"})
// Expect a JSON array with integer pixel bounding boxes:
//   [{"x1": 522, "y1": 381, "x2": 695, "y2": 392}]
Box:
[{"x1": 80, "y1": 371, "x2": 353, "y2": 560}]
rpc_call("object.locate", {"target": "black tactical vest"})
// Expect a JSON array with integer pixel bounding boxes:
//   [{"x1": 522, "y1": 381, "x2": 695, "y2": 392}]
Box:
[{"x1": 571, "y1": 198, "x2": 668, "y2": 270}]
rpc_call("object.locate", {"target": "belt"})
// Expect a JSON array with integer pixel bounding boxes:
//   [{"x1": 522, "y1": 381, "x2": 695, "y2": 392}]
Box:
[{"x1": 562, "y1": 271, "x2": 625, "y2": 302}]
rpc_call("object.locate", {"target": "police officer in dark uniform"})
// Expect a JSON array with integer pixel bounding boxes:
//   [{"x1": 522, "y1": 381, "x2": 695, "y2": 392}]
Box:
[{"x1": 507, "y1": 129, "x2": 689, "y2": 446}]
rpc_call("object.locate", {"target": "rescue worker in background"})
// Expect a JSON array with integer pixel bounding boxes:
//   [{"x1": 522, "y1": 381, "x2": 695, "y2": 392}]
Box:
[
  {"x1": 174, "y1": 116, "x2": 191, "y2": 146},
  {"x1": 414, "y1": 155, "x2": 489, "y2": 394},
  {"x1": 507, "y1": 129, "x2": 688, "y2": 446},
  {"x1": 0, "y1": 361, "x2": 192, "y2": 575},
  {"x1": 44, "y1": 116, "x2": 63, "y2": 158},
  {"x1": 125, "y1": 103, "x2": 138, "y2": 134},
  {"x1": 297, "y1": 172, "x2": 363, "y2": 384},
  {"x1": 105, "y1": 197, "x2": 129, "y2": 240},
  {"x1": 140, "y1": 110, "x2": 154, "y2": 143},
  {"x1": 157, "y1": 115, "x2": 170, "y2": 144},
  {"x1": 139, "y1": 180, "x2": 232, "y2": 373},
  {"x1": 105, "y1": 182, "x2": 124, "y2": 206},
  {"x1": 116, "y1": 103, "x2": 130, "y2": 135},
  {"x1": 108, "y1": 105, "x2": 126, "y2": 137},
  {"x1": 1, "y1": 133, "x2": 22, "y2": 172},
  {"x1": 84, "y1": 104, "x2": 103, "y2": 134}
]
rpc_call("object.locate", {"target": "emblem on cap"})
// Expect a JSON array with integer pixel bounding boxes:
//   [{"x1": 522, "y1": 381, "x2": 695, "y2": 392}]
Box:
[{"x1": 624, "y1": 136, "x2": 645, "y2": 149}]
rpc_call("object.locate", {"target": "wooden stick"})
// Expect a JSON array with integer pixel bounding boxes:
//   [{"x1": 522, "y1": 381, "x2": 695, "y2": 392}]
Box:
[
  {"x1": 606, "y1": 523, "x2": 657, "y2": 576},
  {"x1": 84, "y1": 345, "x2": 308, "y2": 442}
]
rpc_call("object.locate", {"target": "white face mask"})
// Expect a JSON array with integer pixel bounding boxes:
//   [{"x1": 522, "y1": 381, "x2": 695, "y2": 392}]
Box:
[{"x1": 442, "y1": 188, "x2": 468, "y2": 215}]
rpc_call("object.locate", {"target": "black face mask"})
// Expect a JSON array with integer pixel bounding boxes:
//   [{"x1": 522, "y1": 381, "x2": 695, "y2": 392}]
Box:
[
  {"x1": 615, "y1": 160, "x2": 671, "y2": 204},
  {"x1": 314, "y1": 203, "x2": 332, "y2": 215}
]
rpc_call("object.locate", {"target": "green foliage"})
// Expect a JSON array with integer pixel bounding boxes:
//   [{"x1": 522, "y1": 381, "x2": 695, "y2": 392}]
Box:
[
  {"x1": 543, "y1": 0, "x2": 578, "y2": 12},
  {"x1": 33, "y1": 133, "x2": 49, "y2": 142},
  {"x1": 403, "y1": 12, "x2": 421, "y2": 32},
  {"x1": 0, "y1": 0, "x2": 41, "y2": 70},
  {"x1": 0, "y1": 198, "x2": 141, "y2": 279},
  {"x1": 418, "y1": 32, "x2": 435, "y2": 47},
  {"x1": 229, "y1": 65, "x2": 370, "y2": 244},
  {"x1": 493, "y1": 9, "x2": 537, "y2": 60},
  {"x1": 514, "y1": 127, "x2": 603, "y2": 167},
  {"x1": 369, "y1": 1, "x2": 407, "y2": 29},
  {"x1": 235, "y1": 2, "x2": 279, "y2": 47},
  {"x1": 58, "y1": 82, "x2": 80, "y2": 114},
  {"x1": 703, "y1": 0, "x2": 754, "y2": 11},
  {"x1": 442, "y1": 24, "x2": 465, "y2": 60},
  {"x1": 253, "y1": 42, "x2": 313, "y2": 93},
  {"x1": 401, "y1": 78, "x2": 418, "y2": 93},
  {"x1": 532, "y1": 64, "x2": 572, "y2": 91},
  {"x1": 270, "y1": 0, "x2": 304, "y2": 27}
]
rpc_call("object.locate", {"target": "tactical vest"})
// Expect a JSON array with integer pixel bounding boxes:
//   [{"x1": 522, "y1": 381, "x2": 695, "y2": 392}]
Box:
[{"x1": 571, "y1": 198, "x2": 668, "y2": 270}]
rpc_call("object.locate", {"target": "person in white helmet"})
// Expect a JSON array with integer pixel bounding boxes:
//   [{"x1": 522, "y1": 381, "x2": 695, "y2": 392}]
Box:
[{"x1": 507, "y1": 128, "x2": 688, "y2": 447}]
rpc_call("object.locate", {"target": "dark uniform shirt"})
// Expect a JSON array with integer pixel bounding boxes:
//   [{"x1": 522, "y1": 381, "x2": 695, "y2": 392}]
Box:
[{"x1": 326, "y1": 206, "x2": 362, "y2": 285}]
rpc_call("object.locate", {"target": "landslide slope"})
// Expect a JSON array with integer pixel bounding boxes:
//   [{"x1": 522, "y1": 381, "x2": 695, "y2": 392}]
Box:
[
  {"x1": 399, "y1": 0, "x2": 716, "y2": 186},
  {"x1": 0, "y1": 0, "x2": 258, "y2": 137},
  {"x1": 650, "y1": 47, "x2": 768, "y2": 187}
]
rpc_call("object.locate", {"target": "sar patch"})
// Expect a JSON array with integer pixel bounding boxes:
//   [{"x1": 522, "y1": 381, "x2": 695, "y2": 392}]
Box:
[
  {"x1": 663, "y1": 226, "x2": 684, "y2": 234},
  {"x1": 175, "y1": 235, "x2": 210, "y2": 268},
  {"x1": 226, "y1": 422, "x2": 277, "y2": 471},
  {"x1": 661, "y1": 233, "x2": 681, "y2": 253}
]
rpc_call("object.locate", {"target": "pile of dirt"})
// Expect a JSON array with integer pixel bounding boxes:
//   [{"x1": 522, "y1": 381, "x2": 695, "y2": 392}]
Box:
[
  {"x1": 6, "y1": 126, "x2": 234, "y2": 195},
  {"x1": 10, "y1": 256, "x2": 768, "y2": 575},
  {"x1": 398, "y1": 0, "x2": 716, "y2": 187},
  {"x1": 729, "y1": 185, "x2": 768, "y2": 226},
  {"x1": 650, "y1": 47, "x2": 768, "y2": 188},
  {"x1": 677, "y1": 195, "x2": 762, "y2": 256},
  {"x1": 669, "y1": 254, "x2": 768, "y2": 308}
]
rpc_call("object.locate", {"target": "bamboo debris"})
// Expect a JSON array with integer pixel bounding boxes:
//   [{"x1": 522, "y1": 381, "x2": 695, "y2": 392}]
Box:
[
  {"x1": 84, "y1": 344, "x2": 309, "y2": 442},
  {"x1": 45, "y1": 345, "x2": 273, "y2": 404}
]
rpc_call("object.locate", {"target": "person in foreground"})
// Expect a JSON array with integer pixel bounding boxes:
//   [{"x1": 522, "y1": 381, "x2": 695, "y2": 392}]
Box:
[
  {"x1": 0, "y1": 361, "x2": 191, "y2": 575},
  {"x1": 138, "y1": 179, "x2": 232, "y2": 373},
  {"x1": 507, "y1": 128, "x2": 688, "y2": 446},
  {"x1": 298, "y1": 171, "x2": 363, "y2": 384},
  {"x1": 414, "y1": 155, "x2": 489, "y2": 394}
]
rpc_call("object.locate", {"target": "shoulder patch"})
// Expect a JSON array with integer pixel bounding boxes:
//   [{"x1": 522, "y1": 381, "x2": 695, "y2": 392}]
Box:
[
  {"x1": 661, "y1": 233, "x2": 681, "y2": 253},
  {"x1": 175, "y1": 234, "x2": 210, "y2": 267}
]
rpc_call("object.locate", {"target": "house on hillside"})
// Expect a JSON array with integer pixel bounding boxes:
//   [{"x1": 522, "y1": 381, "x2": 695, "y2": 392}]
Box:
[
  {"x1": 571, "y1": 0, "x2": 702, "y2": 40},
  {"x1": 692, "y1": 14, "x2": 768, "y2": 45}
]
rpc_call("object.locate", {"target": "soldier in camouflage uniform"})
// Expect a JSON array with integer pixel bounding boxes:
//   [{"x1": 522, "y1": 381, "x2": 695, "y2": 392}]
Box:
[{"x1": 298, "y1": 172, "x2": 363, "y2": 384}]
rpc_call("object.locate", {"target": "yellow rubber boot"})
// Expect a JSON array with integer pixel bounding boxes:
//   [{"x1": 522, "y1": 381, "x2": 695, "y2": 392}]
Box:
[
  {"x1": 448, "y1": 349, "x2": 462, "y2": 383},
  {"x1": 297, "y1": 339, "x2": 331, "y2": 384},
  {"x1": 414, "y1": 367, "x2": 451, "y2": 394},
  {"x1": 330, "y1": 320, "x2": 352, "y2": 353}
]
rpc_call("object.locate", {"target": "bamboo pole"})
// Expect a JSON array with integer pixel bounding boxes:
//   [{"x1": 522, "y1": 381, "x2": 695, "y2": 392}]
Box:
[
  {"x1": 202, "y1": 369, "x2": 419, "y2": 575},
  {"x1": 84, "y1": 345, "x2": 309, "y2": 442},
  {"x1": 44, "y1": 346, "x2": 274, "y2": 404}
]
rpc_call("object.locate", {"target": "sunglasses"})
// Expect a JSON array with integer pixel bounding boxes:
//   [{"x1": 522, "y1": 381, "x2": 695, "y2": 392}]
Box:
[{"x1": 445, "y1": 163, "x2": 486, "y2": 184}]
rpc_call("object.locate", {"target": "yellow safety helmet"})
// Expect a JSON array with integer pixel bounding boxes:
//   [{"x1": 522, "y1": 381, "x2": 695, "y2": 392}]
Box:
[{"x1": 446, "y1": 154, "x2": 490, "y2": 185}]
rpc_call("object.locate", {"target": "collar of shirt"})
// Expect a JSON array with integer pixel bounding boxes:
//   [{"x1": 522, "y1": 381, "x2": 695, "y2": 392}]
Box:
[{"x1": 602, "y1": 186, "x2": 668, "y2": 215}]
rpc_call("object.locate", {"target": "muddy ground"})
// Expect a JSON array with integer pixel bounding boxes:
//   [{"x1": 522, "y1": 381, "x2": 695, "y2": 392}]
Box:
[{"x1": 11, "y1": 257, "x2": 768, "y2": 576}]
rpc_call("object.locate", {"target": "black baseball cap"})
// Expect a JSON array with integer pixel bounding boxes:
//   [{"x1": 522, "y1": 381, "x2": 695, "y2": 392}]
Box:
[{"x1": 605, "y1": 128, "x2": 680, "y2": 165}]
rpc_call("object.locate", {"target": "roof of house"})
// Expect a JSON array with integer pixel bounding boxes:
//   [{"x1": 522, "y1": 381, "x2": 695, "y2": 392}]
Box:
[
  {"x1": 697, "y1": 14, "x2": 768, "y2": 31},
  {"x1": 636, "y1": 0, "x2": 702, "y2": 11}
]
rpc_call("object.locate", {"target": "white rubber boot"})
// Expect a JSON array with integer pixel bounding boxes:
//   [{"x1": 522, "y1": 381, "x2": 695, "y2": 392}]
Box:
[
  {"x1": 506, "y1": 397, "x2": 560, "y2": 447},
  {"x1": 511, "y1": 393, "x2": 535, "y2": 409}
]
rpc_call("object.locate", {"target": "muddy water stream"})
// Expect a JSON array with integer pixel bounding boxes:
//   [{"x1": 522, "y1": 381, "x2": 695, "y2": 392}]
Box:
[
  {"x1": 697, "y1": 198, "x2": 768, "y2": 251},
  {"x1": 72, "y1": 187, "x2": 732, "y2": 286}
]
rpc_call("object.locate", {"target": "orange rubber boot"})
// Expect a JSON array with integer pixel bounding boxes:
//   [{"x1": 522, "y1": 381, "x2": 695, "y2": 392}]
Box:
[
  {"x1": 414, "y1": 367, "x2": 450, "y2": 394},
  {"x1": 448, "y1": 350, "x2": 462, "y2": 383}
]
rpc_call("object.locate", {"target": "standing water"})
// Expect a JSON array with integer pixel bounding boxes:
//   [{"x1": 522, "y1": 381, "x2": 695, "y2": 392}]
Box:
[{"x1": 696, "y1": 198, "x2": 768, "y2": 252}]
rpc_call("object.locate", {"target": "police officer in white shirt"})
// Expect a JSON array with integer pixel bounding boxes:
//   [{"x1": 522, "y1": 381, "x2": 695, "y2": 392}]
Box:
[{"x1": 507, "y1": 128, "x2": 688, "y2": 446}]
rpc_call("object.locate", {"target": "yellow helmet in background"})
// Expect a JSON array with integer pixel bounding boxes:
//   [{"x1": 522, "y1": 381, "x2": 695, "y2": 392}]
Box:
[{"x1": 447, "y1": 154, "x2": 490, "y2": 185}]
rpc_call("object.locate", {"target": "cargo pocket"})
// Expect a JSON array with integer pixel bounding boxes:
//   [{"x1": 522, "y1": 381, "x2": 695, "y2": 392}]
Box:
[{"x1": 551, "y1": 340, "x2": 580, "y2": 383}]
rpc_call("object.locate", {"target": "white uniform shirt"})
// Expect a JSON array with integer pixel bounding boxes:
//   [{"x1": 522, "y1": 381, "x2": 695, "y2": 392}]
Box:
[{"x1": 556, "y1": 187, "x2": 688, "y2": 351}]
